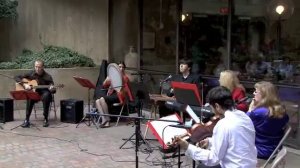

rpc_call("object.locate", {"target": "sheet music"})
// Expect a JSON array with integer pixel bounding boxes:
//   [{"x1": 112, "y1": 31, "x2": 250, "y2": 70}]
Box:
[
  {"x1": 185, "y1": 105, "x2": 201, "y2": 124},
  {"x1": 148, "y1": 114, "x2": 187, "y2": 148}
]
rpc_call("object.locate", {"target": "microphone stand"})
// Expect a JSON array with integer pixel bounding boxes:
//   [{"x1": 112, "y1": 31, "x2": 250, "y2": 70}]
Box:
[{"x1": 159, "y1": 75, "x2": 172, "y2": 94}]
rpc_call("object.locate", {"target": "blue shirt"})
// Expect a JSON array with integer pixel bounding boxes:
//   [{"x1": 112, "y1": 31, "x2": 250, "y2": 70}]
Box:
[{"x1": 247, "y1": 107, "x2": 289, "y2": 159}]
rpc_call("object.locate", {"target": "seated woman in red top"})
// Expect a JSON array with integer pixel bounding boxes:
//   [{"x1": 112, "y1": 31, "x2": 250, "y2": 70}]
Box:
[
  {"x1": 219, "y1": 70, "x2": 248, "y2": 112},
  {"x1": 95, "y1": 62, "x2": 130, "y2": 128}
]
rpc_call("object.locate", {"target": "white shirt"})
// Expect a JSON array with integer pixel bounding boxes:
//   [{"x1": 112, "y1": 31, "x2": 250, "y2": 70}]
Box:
[{"x1": 185, "y1": 109, "x2": 257, "y2": 168}]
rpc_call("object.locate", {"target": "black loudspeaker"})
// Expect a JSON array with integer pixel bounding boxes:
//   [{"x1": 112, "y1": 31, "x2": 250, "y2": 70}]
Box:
[
  {"x1": 60, "y1": 99, "x2": 83, "y2": 123},
  {"x1": 0, "y1": 98, "x2": 14, "y2": 123}
]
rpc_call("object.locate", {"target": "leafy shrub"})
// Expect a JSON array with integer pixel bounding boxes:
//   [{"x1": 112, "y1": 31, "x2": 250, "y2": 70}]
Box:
[
  {"x1": 0, "y1": 45, "x2": 96, "y2": 69},
  {"x1": 0, "y1": 0, "x2": 18, "y2": 19}
]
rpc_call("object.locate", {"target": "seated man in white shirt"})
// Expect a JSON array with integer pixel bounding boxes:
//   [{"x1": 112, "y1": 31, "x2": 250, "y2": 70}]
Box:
[{"x1": 174, "y1": 86, "x2": 257, "y2": 168}]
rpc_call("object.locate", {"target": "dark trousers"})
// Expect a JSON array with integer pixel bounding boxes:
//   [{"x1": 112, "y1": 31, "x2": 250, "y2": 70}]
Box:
[
  {"x1": 26, "y1": 91, "x2": 52, "y2": 121},
  {"x1": 197, "y1": 163, "x2": 221, "y2": 168}
]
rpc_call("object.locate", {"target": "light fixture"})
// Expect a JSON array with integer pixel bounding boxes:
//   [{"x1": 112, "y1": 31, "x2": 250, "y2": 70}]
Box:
[
  {"x1": 267, "y1": 0, "x2": 294, "y2": 58},
  {"x1": 267, "y1": 0, "x2": 294, "y2": 20},
  {"x1": 275, "y1": 5, "x2": 285, "y2": 15},
  {"x1": 181, "y1": 14, "x2": 186, "y2": 22}
]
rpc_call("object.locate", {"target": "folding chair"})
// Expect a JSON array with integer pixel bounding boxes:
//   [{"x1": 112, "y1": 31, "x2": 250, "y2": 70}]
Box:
[
  {"x1": 260, "y1": 125, "x2": 291, "y2": 168},
  {"x1": 115, "y1": 82, "x2": 134, "y2": 126},
  {"x1": 282, "y1": 101, "x2": 300, "y2": 148},
  {"x1": 269, "y1": 147, "x2": 287, "y2": 168}
]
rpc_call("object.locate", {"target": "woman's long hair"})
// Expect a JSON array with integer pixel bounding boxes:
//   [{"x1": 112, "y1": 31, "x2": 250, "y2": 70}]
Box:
[
  {"x1": 219, "y1": 70, "x2": 245, "y2": 92},
  {"x1": 254, "y1": 81, "x2": 286, "y2": 118}
]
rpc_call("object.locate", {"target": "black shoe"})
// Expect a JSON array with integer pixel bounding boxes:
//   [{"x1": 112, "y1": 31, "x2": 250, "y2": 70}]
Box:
[
  {"x1": 21, "y1": 120, "x2": 30, "y2": 128},
  {"x1": 43, "y1": 120, "x2": 49, "y2": 127}
]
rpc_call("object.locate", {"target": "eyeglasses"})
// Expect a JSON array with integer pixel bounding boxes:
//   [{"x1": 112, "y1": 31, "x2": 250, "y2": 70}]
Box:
[{"x1": 254, "y1": 90, "x2": 261, "y2": 94}]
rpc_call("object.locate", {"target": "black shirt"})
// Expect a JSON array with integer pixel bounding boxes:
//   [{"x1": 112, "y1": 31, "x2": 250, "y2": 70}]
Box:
[
  {"x1": 14, "y1": 70, "x2": 54, "y2": 92},
  {"x1": 167, "y1": 73, "x2": 202, "y2": 97}
]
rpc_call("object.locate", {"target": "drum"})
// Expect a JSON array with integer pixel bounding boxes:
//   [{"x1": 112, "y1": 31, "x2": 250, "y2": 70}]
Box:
[{"x1": 107, "y1": 63, "x2": 123, "y2": 92}]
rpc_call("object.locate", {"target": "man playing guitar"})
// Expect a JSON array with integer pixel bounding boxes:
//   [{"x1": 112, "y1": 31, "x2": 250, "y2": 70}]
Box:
[{"x1": 14, "y1": 60, "x2": 56, "y2": 127}]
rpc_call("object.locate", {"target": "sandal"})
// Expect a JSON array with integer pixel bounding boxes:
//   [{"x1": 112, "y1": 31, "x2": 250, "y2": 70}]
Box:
[{"x1": 100, "y1": 120, "x2": 110, "y2": 128}]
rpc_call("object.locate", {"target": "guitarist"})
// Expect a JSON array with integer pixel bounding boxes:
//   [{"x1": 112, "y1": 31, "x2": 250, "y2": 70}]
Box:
[{"x1": 14, "y1": 60, "x2": 56, "y2": 128}]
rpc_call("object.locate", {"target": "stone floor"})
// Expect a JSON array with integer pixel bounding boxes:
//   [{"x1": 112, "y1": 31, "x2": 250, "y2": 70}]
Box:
[{"x1": 0, "y1": 107, "x2": 300, "y2": 168}]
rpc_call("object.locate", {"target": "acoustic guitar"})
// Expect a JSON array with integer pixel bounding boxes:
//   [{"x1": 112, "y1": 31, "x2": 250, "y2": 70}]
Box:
[{"x1": 15, "y1": 78, "x2": 64, "y2": 91}]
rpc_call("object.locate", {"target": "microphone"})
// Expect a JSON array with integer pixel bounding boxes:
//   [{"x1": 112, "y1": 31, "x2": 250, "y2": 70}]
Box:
[
  {"x1": 235, "y1": 96, "x2": 252, "y2": 105},
  {"x1": 201, "y1": 107, "x2": 212, "y2": 114},
  {"x1": 131, "y1": 72, "x2": 146, "y2": 75},
  {"x1": 168, "y1": 124, "x2": 191, "y2": 129},
  {"x1": 101, "y1": 85, "x2": 124, "y2": 90},
  {"x1": 200, "y1": 103, "x2": 213, "y2": 114},
  {"x1": 162, "y1": 75, "x2": 172, "y2": 82}
]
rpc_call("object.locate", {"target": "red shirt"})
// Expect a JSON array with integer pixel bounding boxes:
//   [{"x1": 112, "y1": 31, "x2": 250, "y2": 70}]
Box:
[
  {"x1": 232, "y1": 87, "x2": 248, "y2": 112},
  {"x1": 103, "y1": 75, "x2": 130, "y2": 104}
]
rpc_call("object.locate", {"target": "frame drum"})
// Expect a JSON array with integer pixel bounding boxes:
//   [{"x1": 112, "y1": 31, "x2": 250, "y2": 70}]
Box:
[{"x1": 107, "y1": 63, "x2": 123, "y2": 92}]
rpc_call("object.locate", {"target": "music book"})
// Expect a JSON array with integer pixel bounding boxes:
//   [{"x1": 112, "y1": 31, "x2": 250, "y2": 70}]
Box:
[
  {"x1": 185, "y1": 105, "x2": 201, "y2": 124},
  {"x1": 10, "y1": 90, "x2": 41, "y2": 101},
  {"x1": 73, "y1": 76, "x2": 96, "y2": 89},
  {"x1": 147, "y1": 114, "x2": 187, "y2": 149},
  {"x1": 171, "y1": 81, "x2": 202, "y2": 106}
]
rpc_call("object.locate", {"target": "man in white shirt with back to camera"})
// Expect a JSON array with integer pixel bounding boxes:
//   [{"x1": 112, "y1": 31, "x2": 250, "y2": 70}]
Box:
[{"x1": 174, "y1": 86, "x2": 257, "y2": 168}]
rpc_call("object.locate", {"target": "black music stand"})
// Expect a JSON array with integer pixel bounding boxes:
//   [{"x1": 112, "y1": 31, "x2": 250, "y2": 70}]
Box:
[
  {"x1": 10, "y1": 90, "x2": 41, "y2": 130},
  {"x1": 73, "y1": 76, "x2": 98, "y2": 129},
  {"x1": 171, "y1": 82, "x2": 203, "y2": 120},
  {"x1": 119, "y1": 83, "x2": 154, "y2": 151},
  {"x1": 86, "y1": 112, "x2": 180, "y2": 168},
  {"x1": 171, "y1": 82, "x2": 203, "y2": 168}
]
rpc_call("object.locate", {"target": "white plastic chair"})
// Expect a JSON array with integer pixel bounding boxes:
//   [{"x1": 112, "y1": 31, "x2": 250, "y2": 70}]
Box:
[
  {"x1": 261, "y1": 125, "x2": 291, "y2": 168},
  {"x1": 270, "y1": 147, "x2": 287, "y2": 168}
]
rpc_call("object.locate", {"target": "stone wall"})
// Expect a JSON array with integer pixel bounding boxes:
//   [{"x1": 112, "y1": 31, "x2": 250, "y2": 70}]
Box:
[{"x1": 0, "y1": 0, "x2": 109, "y2": 65}]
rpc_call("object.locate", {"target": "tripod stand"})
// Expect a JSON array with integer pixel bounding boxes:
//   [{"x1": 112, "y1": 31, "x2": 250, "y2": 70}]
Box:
[
  {"x1": 10, "y1": 90, "x2": 41, "y2": 131},
  {"x1": 119, "y1": 99, "x2": 152, "y2": 153},
  {"x1": 93, "y1": 109, "x2": 182, "y2": 168},
  {"x1": 93, "y1": 112, "x2": 156, "y2": 168},
  {"x1": 73, "y1": 76, "x2": 99, "y2": 129}
]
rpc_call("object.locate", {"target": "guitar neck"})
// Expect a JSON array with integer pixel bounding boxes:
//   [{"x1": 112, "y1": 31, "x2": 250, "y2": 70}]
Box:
[{"x1": 33, "y1": 85, "x2": 51, "y2": 89}]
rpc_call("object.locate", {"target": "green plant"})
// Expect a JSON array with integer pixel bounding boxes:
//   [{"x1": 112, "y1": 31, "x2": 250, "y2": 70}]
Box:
[
  {"x1": 0, "y1": 45, "x2": 96, "y2": 69},
  {"x1": 0, "y1": 0, "x2": 18, "y2": 19}
]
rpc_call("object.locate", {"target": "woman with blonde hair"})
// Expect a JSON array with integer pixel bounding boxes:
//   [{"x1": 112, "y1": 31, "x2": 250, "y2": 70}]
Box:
[
  {"x1": 219, "y1": 70, "x2": 248, "y2": 112},
  {"x1": 247, "y1": 81, "x2": 289, "y2": 161}
]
